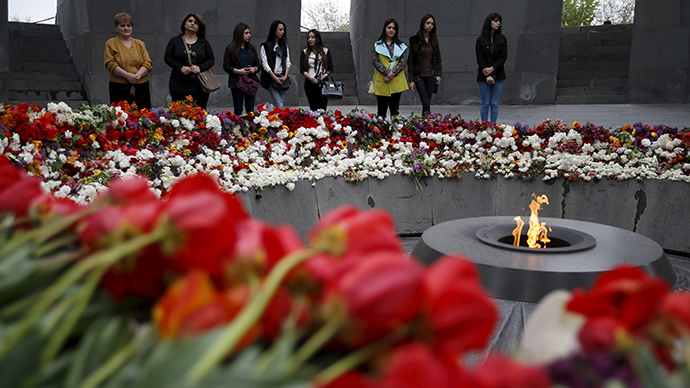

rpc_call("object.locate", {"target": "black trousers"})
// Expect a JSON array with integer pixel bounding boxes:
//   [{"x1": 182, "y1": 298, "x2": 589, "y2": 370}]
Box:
[
  {"x1": 304, "y1": 79, "x2": 328, "y2": 111},
  {"x1": 415, "y1": 77, "x2": 436, "y2": 113},
  {"x1": 376, "y1": 92, "x2": 402, "y2": 117},
  {"x1": 109, "y1": 81, "x2": 152, "y2": 109}
]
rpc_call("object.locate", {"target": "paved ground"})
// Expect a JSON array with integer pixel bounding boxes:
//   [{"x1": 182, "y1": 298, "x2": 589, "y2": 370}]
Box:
[{"x1": 210, "y1": 103, "x2": 690, "y2": 129}]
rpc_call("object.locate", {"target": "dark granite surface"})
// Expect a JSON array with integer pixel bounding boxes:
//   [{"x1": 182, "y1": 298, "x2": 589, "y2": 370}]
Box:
[{"x1": 402, "y1": 235, "x2": 690, "y2": 357}]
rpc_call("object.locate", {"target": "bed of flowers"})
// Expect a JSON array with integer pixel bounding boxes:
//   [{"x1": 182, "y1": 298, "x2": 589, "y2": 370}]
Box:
[
  {"x1": 1, "y1": 99, "x2": 689, "y2": 204},
  {"x1": 2, "y1": 152, "x2": 690, "y2": 388}
]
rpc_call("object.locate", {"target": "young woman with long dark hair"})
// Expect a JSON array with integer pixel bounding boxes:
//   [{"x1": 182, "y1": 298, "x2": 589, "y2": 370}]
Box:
[
  {"x1": 476, "y1": 13, "x2": 507, "y2": 123},
  {"x1": 371, "y1": 18, "x2": 409, "y2": 117},
  {"x1": 300, "y1": 29, "x2": 333, "y2": 111},
  {"x1": 260, "y1": 20, "x2": 291, "y2": 108},
  {"x1": 223, "y1": 23, "x2": 260, "y2": 115},
  {"x1": 407, "y1": 14, "x2": 442, "y2": 117}
]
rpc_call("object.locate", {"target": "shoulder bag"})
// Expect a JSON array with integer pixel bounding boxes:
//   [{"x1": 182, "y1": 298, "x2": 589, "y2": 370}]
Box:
[
  {"x1": 320, "y1": 75, "x2": 343, "y2": 99},
  {"x1": 237, "y1": 75, "x2": 260, "y2": 96},
  {"x1": 184, "y1": 37, "x2": 220, "y2": 93}
]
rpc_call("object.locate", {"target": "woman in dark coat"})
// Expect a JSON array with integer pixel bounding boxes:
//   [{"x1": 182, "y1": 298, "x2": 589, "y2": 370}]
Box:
[
  {"x1": 224, "y1": 23, "x2": 261, "y2": 115},
  {"x1": 408, "y1": 14, "x2": 442, "y2": 117},
  {"x1": 164, "y1": 13, "x2": 215, "y2": 109},
  {"x1": 475, "y1": 12, "x2": 507, "y2": 123}
]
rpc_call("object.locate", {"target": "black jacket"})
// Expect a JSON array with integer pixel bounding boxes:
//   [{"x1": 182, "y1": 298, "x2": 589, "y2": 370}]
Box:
[
  {"x1": 475, "y1": 35, "x2": 507, "y2": 82},
  {"x1": 223, "y1": 45, "x2": 260, "y2": 89},
  {"x1": 164, "y1": 35, "x2": 215, "y2": 92},
  {"x1": 407, "y1": 35, "x2": 442, "y2": 80},
  {"x1": 299, "y1": 48, "x2": 334, "y2": 77}
]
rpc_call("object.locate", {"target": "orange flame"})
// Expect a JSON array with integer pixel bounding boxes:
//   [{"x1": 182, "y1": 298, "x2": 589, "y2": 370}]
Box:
[{"x1": 513, "y1": 193, "x2": 551, "y2": 248}]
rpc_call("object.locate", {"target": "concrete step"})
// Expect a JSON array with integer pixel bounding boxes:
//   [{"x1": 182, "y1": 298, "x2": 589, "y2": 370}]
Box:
[
  {"x1": 10, "y1": 61, "x2": 77, "y2": 73},
  {"x1": 9, "y1": 90, "x2": 88, "y2": 101},
  {"x1": 557, "y1": 77, "x2": 628, "y2": 88},
  {"x1": 10, "y1": 53, "x2": 74, "y2": 64},
  {"x1": 9, "y1": 70, "x2": 81, "y2": 82},
  {"x1": 556, "y1": 94, "x2": 627, "y2": 104},
  {"x1": 557, "y1": 62, "x2": 630, "y2": 74},
  {"x1": 8, "y1": 80, "x2": 85, "y2": 92},
  {"x1": 555, "y1": 86, "x2": 628, "y2": 96},
  {"x1": 10, "y1": 42, "x2": 71, "y2": 56}
]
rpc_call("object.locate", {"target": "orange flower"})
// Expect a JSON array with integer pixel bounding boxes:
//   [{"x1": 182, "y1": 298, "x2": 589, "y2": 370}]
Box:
[{"x1": 153, "y1": 271, "x2": 258, "y2": 345}]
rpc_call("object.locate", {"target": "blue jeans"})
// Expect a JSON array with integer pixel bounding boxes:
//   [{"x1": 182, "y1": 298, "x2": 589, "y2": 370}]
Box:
[
  {"x1": 231, "y1": 88, "x2": 256, "y2": 115},
  {"x1": 477, "y1": 79, "x2": 505, "y2": 123},
  {"x1": 268, "y1": 86, "x2": 287, "y2": 108}
]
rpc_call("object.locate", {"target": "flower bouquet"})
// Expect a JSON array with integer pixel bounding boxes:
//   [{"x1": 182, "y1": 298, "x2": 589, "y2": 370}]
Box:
[{"x1": 2, "y1": 150, "x2": 690, "y2": 388}]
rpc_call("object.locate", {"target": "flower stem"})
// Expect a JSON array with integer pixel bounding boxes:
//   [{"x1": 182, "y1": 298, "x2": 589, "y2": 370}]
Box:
[
  {"x1": 315, "y1": 327, "x2": 408, "y2": 385},
  {"x1": 78, "y1": 327, "x2": 151, "y2": 388},
  {"x1": 0, "y1": 229, "x2": 164, "y2": 360},
  {"x1": 283, "y1": 317, "x2": 342, "y2": 376},
  {"x1": 187, "y1": 246, "x2": 318, "y2": 383},
  {"x1": 41, "y1": 263, "x2": 109, "y2": 362}
]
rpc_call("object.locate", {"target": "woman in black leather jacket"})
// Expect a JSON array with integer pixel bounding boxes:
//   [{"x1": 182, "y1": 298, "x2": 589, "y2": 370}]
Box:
[{"x1": 407, "y1": 14, "x2": 442, "y2": 117}]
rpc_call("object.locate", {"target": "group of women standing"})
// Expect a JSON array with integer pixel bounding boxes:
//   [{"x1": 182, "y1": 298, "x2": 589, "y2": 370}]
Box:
[
  {"x1": 104, "y1": 11, "x2": 508, "y2": 123},
  {"x1": 372, "y1": 12, "x2": 506, "y2": 122}
]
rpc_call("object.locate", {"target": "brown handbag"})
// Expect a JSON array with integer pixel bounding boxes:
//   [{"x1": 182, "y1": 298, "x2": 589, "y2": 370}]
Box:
[{"x1": 183, "y1": 37, "x2": 220, "y2": 93}]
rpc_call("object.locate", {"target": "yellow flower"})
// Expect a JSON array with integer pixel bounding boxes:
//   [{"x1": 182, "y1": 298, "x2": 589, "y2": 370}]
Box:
[
  {"x1": 94, "y1": 169, "x2": 102, "y2": 176},
  {"x1": 89, "y1": 134, "x2": 96, "y2": 142},
  {"x1": 651, "y1": 132, "x2": 657, "y2": 138},
  {"x1": 259, "y1": 127, "x2": 268, "y2": 134},
  {"x1": 183, "y1": 149, "x2": 191, "y2": 156},
  {"x1": 32, "y1": 140, "x2": 43, "y2": 151}
]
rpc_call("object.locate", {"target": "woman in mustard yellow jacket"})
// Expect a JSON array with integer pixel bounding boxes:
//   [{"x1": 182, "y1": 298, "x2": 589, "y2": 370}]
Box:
[
  {"x1": 104, "y1": 13, "x2": 153, "y2": 109},
  {"x1": 371, "y1": 18, "x2": 408, "y2": 117}
]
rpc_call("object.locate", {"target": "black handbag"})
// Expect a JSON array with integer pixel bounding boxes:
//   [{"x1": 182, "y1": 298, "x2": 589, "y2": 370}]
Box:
[{"x1": 320, "y1": 75, "x2": 343, "y2": 99}]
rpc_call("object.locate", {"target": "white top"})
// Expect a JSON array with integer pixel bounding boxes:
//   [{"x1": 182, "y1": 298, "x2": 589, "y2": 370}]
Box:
[
  {"x1": 260, "y1": 44, "x2": 291, "y2": 75},
  {"x1": 303, "y1": 47, "x2": 329, "y2": 78}
]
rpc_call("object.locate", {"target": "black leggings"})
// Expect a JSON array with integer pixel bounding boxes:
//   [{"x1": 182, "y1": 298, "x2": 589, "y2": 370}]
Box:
[
  {"x1": 376, "y1": 92, "x2": 402, "y2": 117},
  {"x1": 415, "y1": 77, "x2": 436, "y2": 113},
  {"x1": 304, "y1": 79, "x2": 328, "y2": 111}
]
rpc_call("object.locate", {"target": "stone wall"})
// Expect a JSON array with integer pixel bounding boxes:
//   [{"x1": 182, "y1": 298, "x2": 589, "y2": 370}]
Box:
[
  {"x1": 0, "y1": 0, "x2": 9, "y2": 102},
  {"x1": 236, "y1": 175, "x2": 690, "y2": 255},
  {"x1": 628, "y1": 0, "x2": 690, "y2": 103}
]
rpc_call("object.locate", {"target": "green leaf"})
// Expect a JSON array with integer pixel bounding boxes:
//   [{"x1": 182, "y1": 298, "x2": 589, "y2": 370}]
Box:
[
  {"x1": 0, "y1": 324, "x2": 45, "y2": 387},
  {"x1": 634, "y1": 345, "x2": 675, "y2": 388},
  {"x1": 64, "y1": 317, "x2": 135, "y2": 388}
]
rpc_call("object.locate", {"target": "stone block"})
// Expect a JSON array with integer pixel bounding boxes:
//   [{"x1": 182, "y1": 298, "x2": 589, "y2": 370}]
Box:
[
  {"x1": 630, "y1": 27, "x2": 690, "y2": 69},
  {"x1": 628, "y1": 68, "x2": 688, "y2": 104},
  {"x1": 431, "y1": 175, "x2": 496, "y2": 223},
  {"x1": 636, "y1": 180, "x2": 690, "y2": 254},
  {"x1": 514, "y1": 34, "x2": 560, "y2": 73},
  {"x1": 368, "y1": 174, "x2": 433, "y2": 234},
  {"x1": 515, "y1": 71, "x2": 557, "y2": 104},
  {"x1": 249, "y1": 180, "x2": 319, "y2": 239},
  {"x1": 495, "y1": 176, "x2": 563, "y2": 218},
  {"x1": 524, "y1": 0, "x2": 562, "y2": 34},
  {"x1": 561, "y1": 178, "x2": 641, "y2": 230},
  {"x1": 314, "y1": 177, "x2": 371, "y2": 216}
]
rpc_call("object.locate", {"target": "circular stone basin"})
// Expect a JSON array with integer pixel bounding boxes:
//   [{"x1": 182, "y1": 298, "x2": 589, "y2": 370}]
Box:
[{"x1": 411, "y1": 216, "x2": 677, "y2": 303}]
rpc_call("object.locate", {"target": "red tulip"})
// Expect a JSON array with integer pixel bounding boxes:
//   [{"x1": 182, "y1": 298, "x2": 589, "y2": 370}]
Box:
[
  {"x1": 378, "y1": 343, "x2": 457, "y2": 388},
  {"x1": 308, "y1": 206, "x2": 403, "y2": 257},
  {"x1": 577, "y1": 316, "x2": 621, "y2": 352},
  {"x1": 227, "y1": 220, "x2": 304, "y2": 285},
  {"x1": 327, "y1": 252, "x2": 424, "y2": 343},
  {"x1": 161, "y1": 174, "x2": 249, "y2": 277},
  {"x1": 658, "y1": 291, "x2": 690, "y2": 334},
  {"x1": 566, "y1": 265, "x2": 670, "y2": 332},
  {"x1": 468, "y1": 354, "x2": 551, "y2": 388},
  {"x1": 421, "y1": 256, "x2": 498, "y2": 357},
  {"x1": 0, "y1": 176, "x2": 44, "y2": 217},
  {"x1": 103, "y1": 176, "x2": 158, "y2": 205}
]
